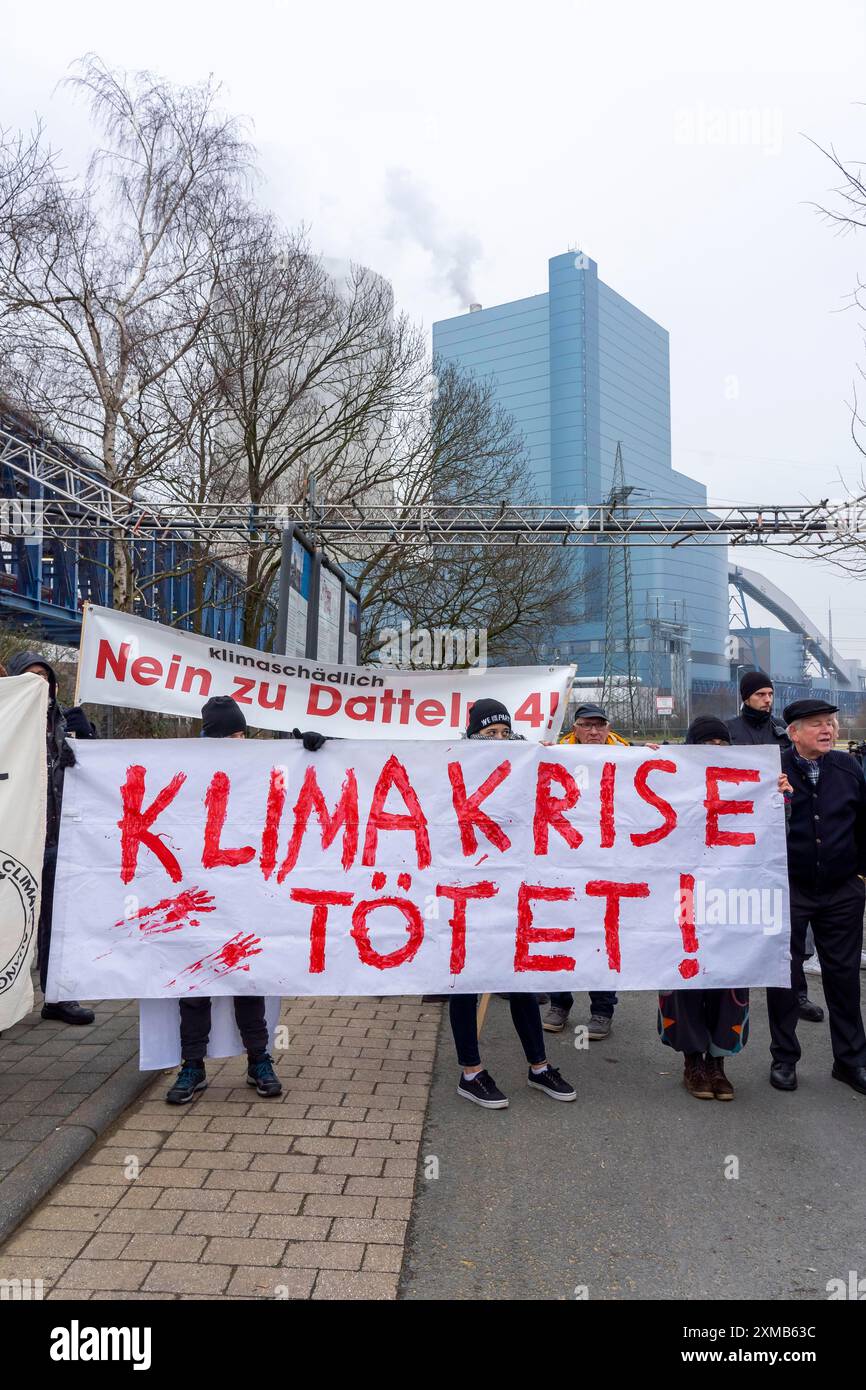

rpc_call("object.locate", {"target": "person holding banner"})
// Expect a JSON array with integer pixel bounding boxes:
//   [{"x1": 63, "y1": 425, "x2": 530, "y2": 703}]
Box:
[
  {"x1": 726, "y1": 671, "x2": 824, "y2": 1024},
  {"x1": 6, "y1": 650, "x2": 98, "y2": 1026},
  {"x1": 767, "y1": 699, "x2": 866, "y2": 1096},
  {"x1": 658, "y1": 715, "x2": 794, "y2": 1100},
  {"x1": 166, "y1": 696, "x2": 283, "y2": 1104},
  {"x1": 657, "y1": 717, "x2": 753, "y2": 1100},
  {"x1": 450, "y1": 699, "x2": 577, "y2": 1108},
  {"x1": 544, "y1": 703, "x2": 623, "y2": 1039}
]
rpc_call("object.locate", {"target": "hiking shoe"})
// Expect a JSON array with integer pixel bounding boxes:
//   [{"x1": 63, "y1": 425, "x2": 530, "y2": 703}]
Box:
[
  {"x1": 683, "y1": 1053, "x2": 714, "y2": 1099},
  {"x1": 586, "y1": 1014, "x2": 612, "y2": 1040},
  {"x1": 166, "y1": 1060, "x2": 207, "y2": 1105},
  {"x1": 527, "y1": 1064, "x2": 577, "y2": 1101},
  {"x1": 706, "y1": 1055, "x2": 734, "y2": 1101},
  {"x1": 542, "y1": 1005, "x2": 570, "y2": 1033},
  {"x1": 457, "y1": 1069, "x2": 509, "y2": 1109},
  {"x1": 797, "y1": 993, "x2": 824, "y2": 1023},
  {"x1": 247, "y1": 1054, "x2": 282, "y2": 1098}
]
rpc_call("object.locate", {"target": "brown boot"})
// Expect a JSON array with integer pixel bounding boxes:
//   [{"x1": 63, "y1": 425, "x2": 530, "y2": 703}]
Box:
[
  {"x1": 706, "y1": 1054, "x2": 734, "y2": 1101},
  {"x1": 683, "y1": 1052, "x2": 714, "y2": 1099}
]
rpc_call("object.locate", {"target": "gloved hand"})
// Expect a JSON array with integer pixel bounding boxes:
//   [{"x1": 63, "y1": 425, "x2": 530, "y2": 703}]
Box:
[
  {"x1": 64, "y1": 705, "x2": 98, "y2": 739},
  {"x1": 292, "y1": 727, "x2": 327, "y2": 752},
  {"x1": 59, "y1": 740, "x2": 77, "y2": 769}
]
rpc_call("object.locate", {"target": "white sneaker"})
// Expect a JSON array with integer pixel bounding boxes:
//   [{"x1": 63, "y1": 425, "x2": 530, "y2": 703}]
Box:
[{"x1": 803, "y1": 956, "x2": 822, "y2": 976}]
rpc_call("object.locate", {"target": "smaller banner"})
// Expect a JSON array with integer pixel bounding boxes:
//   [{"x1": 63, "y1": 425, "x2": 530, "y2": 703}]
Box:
[
  {"x1": 0, "y1": 674, "x2": 47, "y2": 1030},
  {"x1": 76, "y1": 604, "x2": 574, "y2": 741}
]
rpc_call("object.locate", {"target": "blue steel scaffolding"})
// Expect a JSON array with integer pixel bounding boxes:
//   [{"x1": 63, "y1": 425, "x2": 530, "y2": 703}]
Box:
[{"x1": 0, "y1": 404, "x2": 275, "y2": 647}]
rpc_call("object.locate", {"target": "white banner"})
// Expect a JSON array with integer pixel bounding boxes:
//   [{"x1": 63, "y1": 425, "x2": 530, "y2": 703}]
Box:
[
  {"x1": 47, "y1": 739, "x2": 791, "y2": 1001},
  {"x1": 0, "y1": 674, "x2": 48, "y2": 1029},
  {"x1": 76, "y1": 604, "x2": 574, "y2": 742}
]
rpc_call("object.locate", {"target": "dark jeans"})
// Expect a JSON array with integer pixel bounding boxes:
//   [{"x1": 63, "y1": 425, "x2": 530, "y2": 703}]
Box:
[
  {"x1": 549, "y1": 991, "x2": 618, "y2": 1018},
  {"x1": 767, "y1": 875, "x2": 866, "y2": 1068},
  {"x1": 179, "y1": 997, "x2": 269, "y2": 1063},
  {"x1": 449, "y1": 994, "x2": 546, "y2": 1068}
]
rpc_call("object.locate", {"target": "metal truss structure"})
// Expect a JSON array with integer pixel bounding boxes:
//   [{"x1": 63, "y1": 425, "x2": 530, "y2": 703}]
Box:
[
  {"x1": 2, "y1": 404, "x2": 865, "y2": 647},
  {"x1": 3, "y1": 415, "x2": 866, "y2": 550}
]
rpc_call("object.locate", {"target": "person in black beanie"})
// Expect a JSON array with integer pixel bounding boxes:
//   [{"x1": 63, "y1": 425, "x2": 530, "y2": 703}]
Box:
[
  {"x1": 727, "y1": 672, "x2": 824, "y2": 1022},
  {"x1": 727, "y1": 671, "x2": 790, "y2": 749},
  {"x1": 464, "y1": 698, "x2": 519, "y2": 740},
  {"x1": 166, "y1": 697, "x2": 282, "y2": 1104},
  {"x1": 448, "y1": 699, "x2": 576, "y2": 1108}
]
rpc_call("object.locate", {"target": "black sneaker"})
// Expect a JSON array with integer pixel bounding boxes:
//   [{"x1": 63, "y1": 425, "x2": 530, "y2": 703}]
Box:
[
  {"x1": 527, "y1": 1064, "x2": 577, "y2": 1101},
  {"x1": 456, "y1": 1069, "x2": 509, "y2": 1109},
  {"x1": 166, "y1": 1060, "x2": 207, "y2": 1105},
  {"x1": 247, "y1": 1053, "x2": 282, "y2": 1097}
]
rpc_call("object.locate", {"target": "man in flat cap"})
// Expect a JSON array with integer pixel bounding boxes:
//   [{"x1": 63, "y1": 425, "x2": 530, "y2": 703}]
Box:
[
  {"x1": 767, "y1": 699, "x2": 866, "y2": 1095},
  {"x1": 727, "y1": 671, "x2": 823, "y2": 1021}
]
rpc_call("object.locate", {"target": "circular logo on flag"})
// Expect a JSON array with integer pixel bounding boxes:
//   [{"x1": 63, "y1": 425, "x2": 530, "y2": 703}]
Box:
[{"x1": 0, "y1": 854, "x2": 39, "y2": 996}]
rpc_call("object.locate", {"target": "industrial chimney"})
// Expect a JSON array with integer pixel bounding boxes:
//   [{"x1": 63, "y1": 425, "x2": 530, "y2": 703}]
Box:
[{"x1": 469, "y1": 302, "x2": 482, "y2": 312}]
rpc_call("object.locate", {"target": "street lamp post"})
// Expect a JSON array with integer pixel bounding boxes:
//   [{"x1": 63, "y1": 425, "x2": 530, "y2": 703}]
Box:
[{"x1": 733, "y1": 665, "x2": 744, "y2": 718}]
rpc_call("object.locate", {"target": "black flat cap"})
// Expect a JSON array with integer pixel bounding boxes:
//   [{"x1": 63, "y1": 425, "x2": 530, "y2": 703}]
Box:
[
  {"x1": 573, "y1": 703, "x2": 609, "y2": 721},
  {"x1": 782, "y1": 698, "x2": 838, "y2": 723}
]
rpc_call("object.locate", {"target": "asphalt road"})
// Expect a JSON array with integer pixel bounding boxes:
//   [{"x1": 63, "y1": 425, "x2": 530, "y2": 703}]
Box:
[{"x1": 400, "y1": 977, "x2": 866, "y2": 1301}]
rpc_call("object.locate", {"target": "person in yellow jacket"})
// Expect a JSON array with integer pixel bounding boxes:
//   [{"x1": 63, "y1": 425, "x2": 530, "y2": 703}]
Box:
[
  {"x1": 558, "y1": 702, "x2": 629, "y2": 747},
  {"x1": 547, "y1": 703, "x2": 624, "y2": 1036}
]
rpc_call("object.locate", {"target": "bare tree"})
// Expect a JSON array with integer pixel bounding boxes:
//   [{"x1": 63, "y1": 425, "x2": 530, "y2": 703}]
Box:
[
  {"x1": 194, "y1": 213, "x2": 432, "y2": 642},
  {"x1": 0, "y1": 55, "x2": 250, "y2": 611},
  {"x1": 330, "y1": 360, "x2": 577, "y2": 665}
]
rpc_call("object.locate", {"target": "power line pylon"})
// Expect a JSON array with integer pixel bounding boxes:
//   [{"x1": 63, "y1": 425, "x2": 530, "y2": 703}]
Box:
[{"x1": 601, "y1": 442, "x2": 639, "y2": 728}]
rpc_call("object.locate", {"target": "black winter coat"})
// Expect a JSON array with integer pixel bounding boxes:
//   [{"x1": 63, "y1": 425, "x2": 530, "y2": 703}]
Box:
[
  {"x1": 726, "y1": 706, "x2": 790, "y2": 749},
  {"x1": 781, "y1": 747, "x2": 866, "y2": 892}
]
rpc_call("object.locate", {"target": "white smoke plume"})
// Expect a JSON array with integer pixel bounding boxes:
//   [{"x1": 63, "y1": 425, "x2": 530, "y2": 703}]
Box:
[{"x1": 384, "y1": 167, "x2": 481, "y2": 307}]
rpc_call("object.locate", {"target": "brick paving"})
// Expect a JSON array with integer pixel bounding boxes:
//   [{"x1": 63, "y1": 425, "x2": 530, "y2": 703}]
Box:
[
  {"x1": 0, "y1": 974, "x2": 147, "y2": 1214},
  {"x1": 0, "y1": 996, "x2": 440, "y2": 1300}
]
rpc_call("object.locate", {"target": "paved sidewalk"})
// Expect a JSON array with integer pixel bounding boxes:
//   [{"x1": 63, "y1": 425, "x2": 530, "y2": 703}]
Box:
[
  {"x1": 0, "y1": 977, "x2": 150, "y2": 1242},
  {"x1": 0, "y1": 995, "x2": 440, "y2": 1299}
]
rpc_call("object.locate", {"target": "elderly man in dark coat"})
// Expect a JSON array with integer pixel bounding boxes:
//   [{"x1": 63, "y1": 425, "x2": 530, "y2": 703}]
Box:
[
  {"x1": 728, "y1": 670, "x2": 823, "y2": 1022},
  {"x1": 767, "y1": 699, "x2": 866, "y2": 1095}
]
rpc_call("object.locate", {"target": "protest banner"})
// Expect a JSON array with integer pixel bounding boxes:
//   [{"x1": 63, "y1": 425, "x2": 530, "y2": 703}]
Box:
[
  {"x1": 75, "y1": 604, "x2": 574, "y2": 742},
  {"x1": 0, "y1": 674, "x2": 47, "y2": 1029},
  {"x1": 46, "y1": 739, "x2": 791, "y2": 1001}
]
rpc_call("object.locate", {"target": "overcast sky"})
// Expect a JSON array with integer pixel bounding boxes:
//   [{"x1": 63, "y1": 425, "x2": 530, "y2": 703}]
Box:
[{"x1": 6, "y1": 0, "x2": 866, "y2": 662}]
